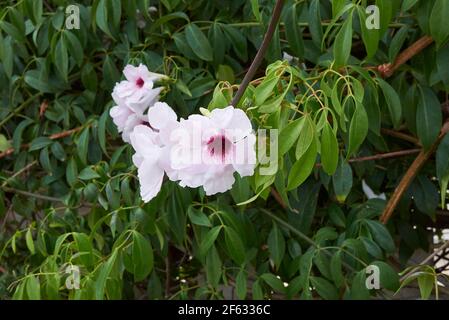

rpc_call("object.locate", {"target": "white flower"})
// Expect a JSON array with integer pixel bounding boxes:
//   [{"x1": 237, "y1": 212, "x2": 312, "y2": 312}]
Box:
[
  {"x1": 129, "y1": 102, "x2": 179, "y2": 202},
  {"x1": 110, "y1": 64, "x2": 167, "y2": 142},
  {"x1": 109, "y1": 105, "x2": 145, "y2": 143},
  {"x1": 167, "y1": 106, "x2": 256, "y2": 196},
  {"x1": 112, "y1": 64, "x2": 165, "y2": 114}
]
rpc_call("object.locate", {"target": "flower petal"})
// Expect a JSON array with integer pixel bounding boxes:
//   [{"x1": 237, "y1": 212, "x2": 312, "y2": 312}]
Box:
[
  {"x1": 137, "y1": 158, "x2": 165, "y2": 202},
  {"x1": 148, "y1": 102, "x2": 177, "y2": 130}
]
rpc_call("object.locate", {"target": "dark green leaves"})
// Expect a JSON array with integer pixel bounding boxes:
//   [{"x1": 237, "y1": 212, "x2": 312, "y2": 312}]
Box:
[
  {"x1": 29, "y1": 137, "x2": 52, "y2": 151},
  {"x1": 199, "y1": 226, "x2": 222, "y2": 257},
  {"x1": 430, "y1": 0, "x2": 449, "y2": 47},
  {"x1": 283, "y1": 3, "x2": 304, "y2": 58},
  {"x1": 416, "y1": 86, "x2": 442, "y2": 150},
  {"x1": 320, "y1": 123, "x2": 339, "y2": 175},
  {"x1": 185, "y1": 24, "x2": 213, "y2": 61},
  {"x1": 279, "y1": 117, "x2": 305, "y2": 156},
  {"x1": 378, "y1": 78, "x2": 402, "y2": 128},
  {"x1": 224, "y1": 226, "x2": 245, "y2": 265},
  {"x1": 333, "y1": 14, "x2": 353, "y2": 68},
  {"x1": 347, "y1": 102, "x2": 368, "y2": 157},
  {"x1": 333, "y1": 159, "x2": 353, "y2": 203},
  {"x1": 131, "y1": 231, "x2": 154, "y2": 281},
  {"x1": 436, "y1": 135, "x2": 449, "y2": 207},
  {"x1": 267, "y1": 222, "x2": 285, "y2": 269},
  {"x1": 287, "y1": 137, "x2": 317, "y2": 190}
]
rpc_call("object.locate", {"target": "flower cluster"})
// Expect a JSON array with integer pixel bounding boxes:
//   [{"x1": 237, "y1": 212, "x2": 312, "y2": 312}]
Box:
[
  {"x1": 109, "y1": 64, "x2": 167, "y2": 143},
  {"x1": 110, "y1": 65, "x2": 256, "y2": 202}
]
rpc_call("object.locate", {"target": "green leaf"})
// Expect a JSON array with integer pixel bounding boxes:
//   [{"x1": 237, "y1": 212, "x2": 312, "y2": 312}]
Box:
[
  {"x1": 250, "y1": 0, "x2": 261, "y2": 22},
  {"x1": 51, "y1": 142, "x2": 66, "y2": 161},
  {"x1": 295, "y1": 116, "x2": 315, "y2": 160},
  {"x1": 63, "y1": 30, "x2": 83, "y2": 67},
  {"x1": 287, "y1": 137, "x2": 317, "y2": 190},
  {"x1": 279, "y1": 117, "x2": 305, "y2": 156},
  {"x1": 66, "y1": 158, "x2": 78, "y2": 186},
  {"x1": 76, "y1": 128, "x2": 90, "y2": 164},
  {"x1": 236, "y1": 269, "x2": 247, "y2": 300},
  {"x1": 54, "y1": 36, "x2": 68, "y2": 82},
  {"x1": 376, "y1": 0, "x2": 393, "y2": 36},
  {"x1": 347, "y1": 102, "x2": 368, "y2": 157},
  {"x1": 26, "y1": 228, "x2": 35, "y2": 255},
  {"x1": 436, "y1": 135, "x2": 449, "y2": 207},
  {"x1": 416, "y1": 86, "x2": 442, "y2": 150},
  {"x1": 95, "y1": 250, "x2": 118, "y2": 299},
  {"x1": 330, "y1": 251, "x2": 344, "y2": 287},
  {"x1": 187, "y1": 206, "x2": 211, "y2": 227},
  {"x1": 418, "y1": 272, "x2": 435, "y2": 300},
  {"x1": 267, "y1": 222, "x2": 285, "y2": 270},
  {"x1": 320, "y1": 122, "x2": 339, "y2": 175},
  {"x1": 308, "y1": 0, "x2": 323, "y2": 48},
  {"x1": 332, "y1": 159, "x2": 352, "y2": 203},
  {"x1": 310, "y1": 276, "x2": 339, "y2": 300},
  {"x1": 333, "y1": 14, "x2": 353, "y2": 68},
  {"x1": 73, "y1": 232, "x2": 94, "y2": 267},
  {"x1": 284, "y1": 3, "x2": 304, "y2": 58},
  {"x1": 98, "y1": 109, "x2": 109, "y2": 156},
  {"x1": 29, "y1": 137, "x2": 52, "y2": 151},
  {"x1": 185, "y1": 23, "x2": 213, "y2": 61},
  {"x1": 365, "y1": 220, "x2": 395, "y2": 253},
  {"x1": 78, "y1": 167, "x2": 100, "y2": 180},
  {"x1": 351, "y1": 270, "x2": 370, "y2": 299},
  {"x1": 430, "y1": 0, "x2": 449, "y2": 48},
  {"x1": 371, "y1": 261, "x2": 399, "y2": 291},
  {"x1": 205, "y1": 246, "x2": 222, "y2": 288},
  {"x1": 388, "y1": 26, "x2": 409, "y2": 62},
  {"x1": 224, "y1": 226, "x2": 246, "y2": 265},
  {"x1": 260, "y1": 273, "x2": 286, "y2": 294},
  {"x1": 26, "y1": 276, "x2": 41, "y2": 300},
  {"x1": 254, "y1": 74, "x2": 280, "y2": 106},
  {"x1": 0, "y1": 134, "x2": 11, "y2": 152},
  {"x1": 132, "y1": 231, "x2": 154, "y2": 281},
  {"x1": 378, "y1": 78, "x2": 402, "y2": 128},
  {"x1": 199, "y1": 226, "x2": 222, "y2": 256},
  {"x1": 358, "y1": 6, "x2": 379, "y2": 59},
  {"x1": 96, "y1": 0, "x2": 113, "y2": 38}
]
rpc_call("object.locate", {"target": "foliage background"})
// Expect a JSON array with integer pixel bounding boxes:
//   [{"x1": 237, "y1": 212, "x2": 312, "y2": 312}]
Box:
[{"x1": 0, "y1": 0, "x2": 449, "y2": 299}]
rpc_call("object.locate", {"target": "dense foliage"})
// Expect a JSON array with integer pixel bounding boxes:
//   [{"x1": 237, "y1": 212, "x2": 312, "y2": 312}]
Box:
[{"x1": 1, "y1": 0, "x2": 449, "y2": 300}]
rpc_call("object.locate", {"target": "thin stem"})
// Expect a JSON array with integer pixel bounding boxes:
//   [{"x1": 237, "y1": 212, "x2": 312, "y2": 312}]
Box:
[{"x1": 231, "y1": 0, "x2": 285, "y2": 107}]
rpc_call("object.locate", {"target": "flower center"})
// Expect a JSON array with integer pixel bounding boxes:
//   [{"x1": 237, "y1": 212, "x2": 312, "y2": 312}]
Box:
[
  {"x1": 207, "y1": 135, "x2": 232, "y2": 162},
  {"x1": 136, "y1": 77, "x2": 144, "y2": 88}
]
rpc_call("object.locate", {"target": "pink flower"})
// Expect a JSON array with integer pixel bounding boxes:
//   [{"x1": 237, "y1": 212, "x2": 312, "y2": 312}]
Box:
[
  {"x1": 109, "y1": 105, "x2": 145, "y2": 143},
  {"x1": 109, "y1": 64, "x2": 166, "y2": 142},
  {"x1": 129, "y1": 103, "x2": 178, "y2": 202},
  {"x1": 169, "y1": 106, "x2": 256, "y2": 195},
  {"x1": 129, "y1": 105, "x2": 256, "y2": 202},
  {"x1": 113, "y1": 64, "x2": 166, "y2": 113}
]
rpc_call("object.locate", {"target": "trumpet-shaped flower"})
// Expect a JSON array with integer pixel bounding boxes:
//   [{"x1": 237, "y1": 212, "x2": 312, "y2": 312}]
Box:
[{"x1": 109, "y1": 64, "x2": 166, "y2": 142}]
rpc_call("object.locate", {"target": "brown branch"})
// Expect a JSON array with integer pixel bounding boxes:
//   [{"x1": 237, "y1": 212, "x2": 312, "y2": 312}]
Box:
[
  {"x1": 380, "y1": 121, "x2": 449, "y2": 224},
  {"x1": 381, "y1": 128, "x2": 420, "y2": 146},
  {"x1": 0, "y1": 126, "x2": 84, "y2": 159},
  {"x1": 270, "y1": 188, "x2": 287, "y2": 209},
  {"x1": 231, "y1": 0, "x2": 285, "y2": 107},
  {"x1": 378, "y1": 35, "x2": 434, "y2": 78}
]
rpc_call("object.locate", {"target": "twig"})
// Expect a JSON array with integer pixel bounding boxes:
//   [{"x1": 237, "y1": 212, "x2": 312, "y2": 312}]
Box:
[
  {"x1": 381, "y1": 128, "x2": 420, "y2": 146},
  {"x1": 2, "y1": 187, "x2": 63, "y2": 203},
  {"x1": 231, "y1": 0, "x2": 285, "y2": 107},
  {"x1": 380, "y1": 122, "x2": 449, "y2": 224},
  {"x1": 1, "y1": 161, "x2": 37, "y2": 188},
  {"x1": 0, "y1": 126, "x2": 85, "y2": 159},
  {"x1": 378, "y1": 35, "x2": 434, "y2": 78},
  {"x1": 348, "y1": 149, "x2": 421, "y2": 163}
]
